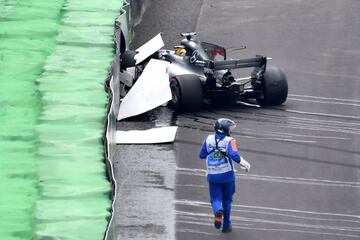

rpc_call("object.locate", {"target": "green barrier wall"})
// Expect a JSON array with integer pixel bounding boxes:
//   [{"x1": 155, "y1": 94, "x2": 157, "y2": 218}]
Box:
[{"x1": 0, "y1": 0, "x2": 123, "y2": 239}]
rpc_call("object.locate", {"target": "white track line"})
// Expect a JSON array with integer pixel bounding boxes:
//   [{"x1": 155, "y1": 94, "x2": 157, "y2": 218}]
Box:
[
  {"x1": 289, "y1": 116, "x2": 360, "y2": 126},
  {"x1": 289, "y1": 94, "x2": 360, "y2": 103},
  {"x1": 176, "y1": 203, "x2": 360, "y2": 224},
  {"x1": 284, "y1": 109, "x2": 360, "y2": 120},
  {"x1": 242, "y1": 129, "x2": 351, "y2": 140},
  {"x1": 177, "y1": 223, "x2": 360, "y2": 238},
  {"x1": 176, "y1": 168, "x2": 360, "y2": 188},
  {"x1": 175, "y1": 199, "x2": 360, "y2": 219},
  {"x1": 288, "y1": 97, "x2": 360, "y2": 107},
  {"x1": 177, "y1": 212, "x2": 360, "y2": 232}
]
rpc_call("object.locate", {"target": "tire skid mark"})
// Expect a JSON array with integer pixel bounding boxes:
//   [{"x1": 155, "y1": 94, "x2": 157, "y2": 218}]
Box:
[
  {"x1": 289, "y1": 116, "x2": 360, "y2": 126},
  {"x1": 232, "y1": 209, "x2": 360, "y2": 225},
  {"x1": 177, "y1": 223, "x2": 360, "y2": 239},
  {"x1": 284, "y1": 123, "x2": 360, "y2": 135},
  {"x1": 242, "y1": 128, "x2": 351, "y2": 140},
  {"x1": 289, "y1": 118, "x2": 360, "y2": 131},
  {"x1": 284, "y1": 119, "x2": 360, "y2": 135},
  {"x1": 288, "y1": 97, "x2": 360, "y2": 107},
  {"x1": 175, "y1": 199, "x2": 360, "y2": 237},
  {"x1": 176, "y1": 167, "x2": 360, "y2": 188},
  {"x1": 176, "y1": 210, "x2": 360, "y2": 238},
  {"x1": 176, "y1": 184, "x2": 208, "y2": 188},
  {"x1": 288, "y1": 68, "x2": 360, "y2": 81},
  {"x1": 178, "y1": 213, "x2": 360, "y2": 233},
  {"x1": 177, "y1": 227, "x2": 216, "y2": 236},
  {"x1": 176, "y1": 199, "x2": 360, "y2": 219},
  {"x1": 176, "y1": 137, "x2": 360, "y2": 165},
  {"x1": 235, "y1": 174, "x2": 360, "y2": 188},
  {"x1": 247, "y1": 137, "x2": 317, "y2": 143},
  {"x1": 178, "y1": 104, "x2": 359, "y2": 143},
  {"x1": 289, "y1": 94, "x2": 360, "y2": 103},
  {"x1": 176, "y1": 200, "x2": 360, "y2": 224},
  {"x1": 283, "y1": 109, "x2": 360, "y2": 121},
  {"x1": 244, "y1": 148, "x2": 360, "y2": 169}
]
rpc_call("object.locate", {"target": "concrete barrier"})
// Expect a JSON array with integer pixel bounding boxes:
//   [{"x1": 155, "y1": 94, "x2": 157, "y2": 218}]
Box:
[{"x1": 103, "y1": 1, "x2": 134, "y2": 238}]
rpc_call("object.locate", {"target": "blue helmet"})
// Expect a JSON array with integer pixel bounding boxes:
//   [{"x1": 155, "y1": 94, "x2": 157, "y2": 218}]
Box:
[{"x1": 214, "y1": 118, "x2": 236, "y2": 136}]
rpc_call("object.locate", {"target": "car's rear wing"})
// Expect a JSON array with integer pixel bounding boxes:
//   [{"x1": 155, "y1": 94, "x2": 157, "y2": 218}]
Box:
[{"x1": 196, "y1": 55, "x2": 267, "y2": 71}]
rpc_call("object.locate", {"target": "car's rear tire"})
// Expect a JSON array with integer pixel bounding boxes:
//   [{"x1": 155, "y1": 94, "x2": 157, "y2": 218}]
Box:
[
  {"x1": 120, "y1": 50, "x2": 136, "y2": 70},
  {"x1": 170, "y1": 74, "x2": 203, "y2": 112},
  {"x1": 256, "y1": 66, "x2": 288, "y2": 106}
]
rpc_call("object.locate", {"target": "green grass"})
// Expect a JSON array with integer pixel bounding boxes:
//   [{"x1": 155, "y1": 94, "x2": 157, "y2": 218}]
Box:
[{"x1": 0, "y1": 0, "x2": 123, "y2": 239}]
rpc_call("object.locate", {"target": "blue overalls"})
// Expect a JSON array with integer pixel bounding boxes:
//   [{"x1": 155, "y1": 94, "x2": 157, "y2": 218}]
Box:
[{"x1": 199, "y1": 133, "x2": 241, "y2": 230}]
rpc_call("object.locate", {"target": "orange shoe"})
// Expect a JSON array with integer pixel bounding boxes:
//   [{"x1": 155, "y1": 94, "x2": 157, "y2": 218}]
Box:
[{"x1": 214, "y1": 210, "x2": 223, "y2": 229}]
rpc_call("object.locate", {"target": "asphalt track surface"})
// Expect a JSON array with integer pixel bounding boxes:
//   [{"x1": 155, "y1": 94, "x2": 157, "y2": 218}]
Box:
[{"x1": 114, "y1": 0, "x2": 360, "y2": 239}]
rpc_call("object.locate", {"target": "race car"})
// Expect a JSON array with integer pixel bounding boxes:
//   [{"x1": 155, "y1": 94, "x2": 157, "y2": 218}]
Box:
[{"x1": 120, "y1": 32, "x2": 288, "y2": 112}]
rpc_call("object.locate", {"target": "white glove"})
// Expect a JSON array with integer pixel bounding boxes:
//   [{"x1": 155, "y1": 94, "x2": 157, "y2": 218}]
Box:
[{"x1": 239, "y1": 156, "x2": 251, "y2": 172}]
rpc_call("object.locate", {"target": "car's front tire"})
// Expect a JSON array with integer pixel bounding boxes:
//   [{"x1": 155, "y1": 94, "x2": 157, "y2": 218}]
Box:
[
  {"x1": 170, "y1": 74, "x2": 203, "y2": 112},
  {"x1": 256, "y1": 67, "x2": 288, "y2": 106},
  {"x1": 120, "y1": 50, "x2": 136, "y2": 70}
]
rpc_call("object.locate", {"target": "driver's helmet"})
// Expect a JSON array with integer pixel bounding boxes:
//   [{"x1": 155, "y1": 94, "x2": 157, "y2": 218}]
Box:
[
  {"x1": 175, "y1": 47, "x2": 187, "y2": 57},
  {"x1": 214, "y1": 118, "x2": 236, "y2": 136}
]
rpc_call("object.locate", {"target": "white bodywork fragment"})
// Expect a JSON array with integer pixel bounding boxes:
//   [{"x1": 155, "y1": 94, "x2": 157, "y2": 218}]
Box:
[
  {"x1": 116, "y1": 126, "x2": 178, "y2": 144},
  {"x1": 117, "y1": 59, "x2": 171, "y2": 120},
  {"x1": 134, "y1": 33, "x2": 164, "y2": 65},
  {"x1": 119, "y1": 68, "x2": 134, "y2": 87}
]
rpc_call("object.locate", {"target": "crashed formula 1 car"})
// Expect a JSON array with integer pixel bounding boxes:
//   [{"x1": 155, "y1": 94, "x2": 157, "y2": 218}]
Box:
[{"x1": 120, "y1": 32, "x2": 288, "y2": 112}]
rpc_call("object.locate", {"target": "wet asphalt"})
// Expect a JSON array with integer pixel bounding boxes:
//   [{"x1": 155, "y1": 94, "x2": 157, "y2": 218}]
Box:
[{"x1": 114, "y1": 0, "x2": 360, "y2": 239}]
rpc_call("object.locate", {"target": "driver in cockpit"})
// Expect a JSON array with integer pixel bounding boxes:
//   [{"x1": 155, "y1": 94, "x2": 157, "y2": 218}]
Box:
[{"x1": 175, "y1": 46, "x2": 190, "y2": 62}]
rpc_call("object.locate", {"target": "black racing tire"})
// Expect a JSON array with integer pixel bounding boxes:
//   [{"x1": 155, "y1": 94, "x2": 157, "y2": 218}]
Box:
[
  {"x1": 170, "y1": 74, "x2": 203, "y2": 112},
  {"x1": 256, "y1": 66, "x2": 288, "y2": 106},
  {"x1": 120, "y1": 50, "x2": 136, "y2": 70}
]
